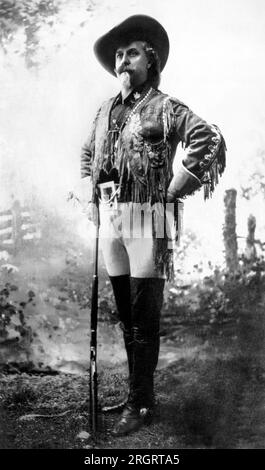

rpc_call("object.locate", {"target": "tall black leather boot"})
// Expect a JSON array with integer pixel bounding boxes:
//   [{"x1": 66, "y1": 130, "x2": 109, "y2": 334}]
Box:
[
  {"x1": 113, "y1": 277, "x2": 165, "y2": 435},
  {"x1": 102, "y1": 274, "x2": 133, "y2": 413}
]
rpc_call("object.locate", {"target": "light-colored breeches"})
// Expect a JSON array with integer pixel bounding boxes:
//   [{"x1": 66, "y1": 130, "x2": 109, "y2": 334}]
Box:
[{"x1": 99, "y1": 202, "x2": 173, "y2": 278}]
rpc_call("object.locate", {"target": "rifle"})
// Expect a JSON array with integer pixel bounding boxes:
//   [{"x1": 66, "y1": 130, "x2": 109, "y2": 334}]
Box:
[
  {"x1": 90, "y1": 193, "x2": 100, "y2": 435},
  {"x1": 67, "y1": 188, "x2": 100, "y2": 436}
]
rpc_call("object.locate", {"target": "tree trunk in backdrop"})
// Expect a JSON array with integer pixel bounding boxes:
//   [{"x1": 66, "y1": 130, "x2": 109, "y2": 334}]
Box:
[{"x1": 223, "y1": 189, "x2": 238, "y2": 272}]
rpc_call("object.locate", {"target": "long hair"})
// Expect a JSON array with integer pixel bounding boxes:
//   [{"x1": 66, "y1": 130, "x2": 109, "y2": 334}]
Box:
[{"x1": 142, "y1": 41, "x2": 161, "y2": 89}]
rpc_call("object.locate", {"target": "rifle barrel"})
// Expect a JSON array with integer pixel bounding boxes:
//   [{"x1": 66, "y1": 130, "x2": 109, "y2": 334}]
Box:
[{"x1": 90, "y1": 198, "x2": 100, "y2": 435}]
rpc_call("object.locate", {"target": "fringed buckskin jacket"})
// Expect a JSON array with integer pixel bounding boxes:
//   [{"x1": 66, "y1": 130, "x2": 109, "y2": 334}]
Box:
[{"x1": 80, "y1": 85, "x2": 226, "y2": 279}]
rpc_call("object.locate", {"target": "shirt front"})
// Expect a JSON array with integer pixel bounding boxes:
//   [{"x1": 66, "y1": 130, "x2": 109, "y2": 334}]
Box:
[{"x1": 98, "y1": 81, "x2": 151, "y2": 183}]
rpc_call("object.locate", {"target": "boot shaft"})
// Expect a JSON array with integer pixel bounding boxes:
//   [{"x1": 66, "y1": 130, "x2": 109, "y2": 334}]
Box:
[
  {"x1": 128, "y1": 277, "x2": 165, "y2": 408},
  {"x1": 109, "y1": 275, "x2": 165, "y2": 408}
]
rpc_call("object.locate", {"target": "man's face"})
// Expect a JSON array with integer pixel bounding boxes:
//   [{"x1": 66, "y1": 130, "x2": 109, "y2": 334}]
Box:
[{"x1": 114, "y1": 41, "x2": 150, "y2": 89}]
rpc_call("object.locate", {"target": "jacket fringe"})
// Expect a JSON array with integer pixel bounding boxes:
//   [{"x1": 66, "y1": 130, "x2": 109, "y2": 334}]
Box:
[
  {"x1": 152, "y1": 200, "x2": 180, "y2": 282},
  {"x1": 162, "y1": 96, "x2": 176, "y2": 142},
  {"x1": 90, "y1": 93, "x2": 226, "y2": 279},
  {"x1": 153, "y1": 237, "x2": 175, "y2": 281},
  {"x1": 118, "y1": 139, "x2": 173, "y2": 205},
  {"x1": 202, "y1": 126, "x2": 227, "y2": 200}
]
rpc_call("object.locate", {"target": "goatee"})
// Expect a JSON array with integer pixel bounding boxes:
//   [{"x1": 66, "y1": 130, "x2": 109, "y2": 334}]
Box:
[{"x1": 118, "y1": 71, "x2": 132, "y2": 88}]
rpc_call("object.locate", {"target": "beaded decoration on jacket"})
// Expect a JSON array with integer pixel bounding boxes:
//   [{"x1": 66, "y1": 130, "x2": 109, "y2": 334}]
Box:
[
  {"x1": 102, "y1": 87, "x2": 153, "y2": 177},
  {"x1": 117, "y1": 87, "x2": 152, "y2": 131}
]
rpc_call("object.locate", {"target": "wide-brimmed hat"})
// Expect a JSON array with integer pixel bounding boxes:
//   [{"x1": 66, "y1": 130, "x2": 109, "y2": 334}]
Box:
[{"x1": 94, "y1": 15, "x2": 169, "y2": 76}]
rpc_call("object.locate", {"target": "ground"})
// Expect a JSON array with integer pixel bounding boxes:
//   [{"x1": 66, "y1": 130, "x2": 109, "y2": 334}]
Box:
[{"x1": 1, "y1": 296, "x2": 265, "y2": 449}]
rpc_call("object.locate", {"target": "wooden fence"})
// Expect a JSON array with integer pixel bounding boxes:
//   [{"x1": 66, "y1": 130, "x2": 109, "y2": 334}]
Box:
[{"x1": 0, "y1": 200, "x2": 41, "y2": 254}]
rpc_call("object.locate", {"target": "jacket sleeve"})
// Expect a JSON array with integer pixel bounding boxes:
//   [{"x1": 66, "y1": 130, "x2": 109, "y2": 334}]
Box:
[
  {"x1": 167, "y1": 98, "x2": 226, "y2": 200},
  {"x1": 80, "y1": 107, "x2": 101, "y2": 179}
]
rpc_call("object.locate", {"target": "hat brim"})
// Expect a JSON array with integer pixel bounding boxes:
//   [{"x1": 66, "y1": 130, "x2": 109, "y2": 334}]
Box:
[{"x1": 94, "y1": 15, "x2": 169, "y2": 76}]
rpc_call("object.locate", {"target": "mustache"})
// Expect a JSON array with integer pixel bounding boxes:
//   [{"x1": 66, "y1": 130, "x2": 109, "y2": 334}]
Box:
[{"x1": 116, "y1": 65, "x2": 133, "y2": 75}]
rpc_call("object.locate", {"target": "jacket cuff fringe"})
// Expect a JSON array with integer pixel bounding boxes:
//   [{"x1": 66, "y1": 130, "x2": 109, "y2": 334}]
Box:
[{"x1": 201, "y1": 126, "x2": 227, "y2": 200}]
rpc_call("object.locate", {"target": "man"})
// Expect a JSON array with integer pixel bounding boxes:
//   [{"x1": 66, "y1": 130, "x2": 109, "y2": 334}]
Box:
[{"x1": 80, "y1": 15, "x2": 226, "y2": 436}]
